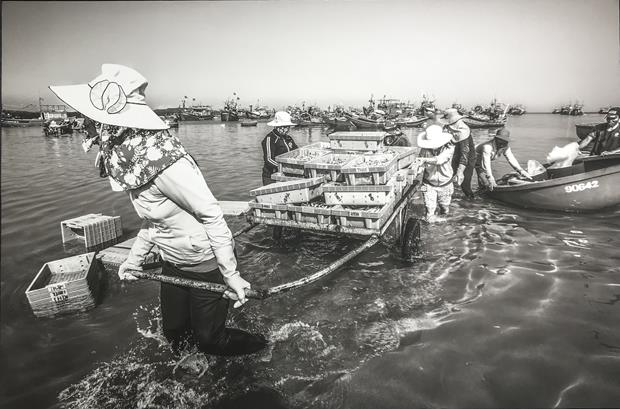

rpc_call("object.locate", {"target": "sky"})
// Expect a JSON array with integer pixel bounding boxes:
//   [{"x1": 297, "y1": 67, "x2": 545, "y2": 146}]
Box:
[{"x1": 2, "y1": 0, "x2": 619, "y2": 112}]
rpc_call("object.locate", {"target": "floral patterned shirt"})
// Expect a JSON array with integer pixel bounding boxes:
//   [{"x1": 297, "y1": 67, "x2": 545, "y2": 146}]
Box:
[{"x1": 99, "y1": 126, "x2": 188, "y2": 191}]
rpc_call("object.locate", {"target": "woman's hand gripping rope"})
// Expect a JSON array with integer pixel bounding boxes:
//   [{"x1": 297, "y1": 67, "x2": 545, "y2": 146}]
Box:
[{"x1": 223, "y1": 273, "x2": 251, "y2": 308}]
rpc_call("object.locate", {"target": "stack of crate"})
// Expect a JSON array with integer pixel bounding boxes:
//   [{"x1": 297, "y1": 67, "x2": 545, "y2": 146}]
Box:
[{"x1": 248, "y1": 131, "x2": 419, "y2": 233}]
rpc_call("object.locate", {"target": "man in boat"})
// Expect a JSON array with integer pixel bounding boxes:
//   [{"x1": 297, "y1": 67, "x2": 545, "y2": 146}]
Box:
[
  {"x1": 50, "y1": 64, "x2": 267, "y2": 357},
  {"x1": 475, "y1": 128, "x2": 532, "y2": 191},
  {"x1": 444, "y1": 108, "x2": 476, "y2": 199},
  {"x1": 261, "y1": 111, "x2": 299, "y2": 185},
  {"x1": 578, "y1": 107, "x2": 620, "y2": 156},
  {"x1": 414, "y1": 125, "x2": 456, "y2": 222}
]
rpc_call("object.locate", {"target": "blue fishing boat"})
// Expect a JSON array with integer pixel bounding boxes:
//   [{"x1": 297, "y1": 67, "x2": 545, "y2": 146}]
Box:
[{"x1": 487, "y1": 155, "x2": 620, "y2": 212}]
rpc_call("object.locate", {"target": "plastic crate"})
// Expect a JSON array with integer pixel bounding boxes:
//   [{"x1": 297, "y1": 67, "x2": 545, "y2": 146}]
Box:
[
  {"x1": 25, "y1": 252, "x2": 101, "y2": 318},
  {"x1": 331, "y1": 202, "x2": 393, "y2": 231},
  {"x1": 341, "y1": 153, "x2": 399, "y2": 185},
  {"x1": 383, "y1": 146, "x2": 420, "y2": 169},
  {"x1": 61, "y1": 214, "x2": 123, "y2": 251},
  {"x1": 249, "y1": 177, "x2": 325, "y2": 204},
  {"x1": 323, "y1": 181, "x2": 395, "y2": 206},
  {"x1": 275, "y1": 145, "x2": 332, "y2": 176},
  {"x1": 248, "y1": 202, "x2": 292, "y2": 220},
  {"x1": 303, "y1": 153, "x2": 358, "y2": 182},
  {"x1": 327, "y1": 131, "x2": 387, "y2": 152},
  {"x1": 270, "y1": 172, "x2": 304, "y2": 182},
  {"x1": 288, "y1": 201, "x2": 334, "y2": 225}
]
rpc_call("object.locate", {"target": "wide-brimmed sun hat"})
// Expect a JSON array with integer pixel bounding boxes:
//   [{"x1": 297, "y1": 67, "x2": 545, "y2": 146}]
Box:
[
  {"x1": 267, "y1": 111, "x2": 296, "y2": 127},
  {"x1": 494, "y1": 128, "x2": 511, "y2": 142},
  {"x1": 417, "y1": 124, "x2": 452, "y2": 149},
  {"x1": 443, "y1": 108, "x2": 465, "y2": 124},
  {"x1": 49, "y1": 64, "x2": 167, "y2": 130}
]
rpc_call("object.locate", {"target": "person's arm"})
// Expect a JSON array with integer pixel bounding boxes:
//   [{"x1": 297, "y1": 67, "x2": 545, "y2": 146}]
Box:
[
  {"x1": 423, "y1": 144, "x2": 454, "y2": 165},
  {"x1": 263, "y1": 135, "x2": 279, "y2": 169},
  {"x1": 290, "y1": 136, "x2": 299, "y2": 150},
  {"x1": 118, "y1": 220, "x2": 156, "y2": 280},
  {"x1": 503, "y1": 147, "x2": 531, "y2": 178},
  {"x1": 481, "y1": 145, "x2": 496, "y2": 186},
  {"x1": 578, "y1": 132, "x2": 595, "y2": 150},
  {"x1": 154, "y1": 157, "x2": 250, "y2": 306}
]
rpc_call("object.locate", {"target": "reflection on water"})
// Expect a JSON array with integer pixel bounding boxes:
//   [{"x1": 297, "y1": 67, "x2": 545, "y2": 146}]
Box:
[{"x1": 1, "y1": 115, "x2": 619, "y2": 408}]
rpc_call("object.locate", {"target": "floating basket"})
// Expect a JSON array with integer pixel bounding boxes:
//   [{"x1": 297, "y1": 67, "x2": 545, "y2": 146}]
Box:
[
  {"x1": 25, "y1": 252, "x2": 101, "y2": 318},
  {"x1": 61, "y1": 213, "x2": 123, "y2": 251}
]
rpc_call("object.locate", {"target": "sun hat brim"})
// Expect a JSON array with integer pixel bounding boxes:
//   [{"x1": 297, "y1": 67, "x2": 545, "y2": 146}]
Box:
[
  {"x1": 267, "y1": 120, "x2": 296, "y2": 127},
  {"x1": 49, "y1": 84, "x2": 168, "y2": 130},
  {"x1": 416, "y1": 131, "x2": 453, "y2": 149}
]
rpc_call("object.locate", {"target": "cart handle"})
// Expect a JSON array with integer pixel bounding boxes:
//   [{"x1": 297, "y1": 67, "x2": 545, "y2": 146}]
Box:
[{"x1": 126, "y1": 234, "x2": 379, "y2": 301}]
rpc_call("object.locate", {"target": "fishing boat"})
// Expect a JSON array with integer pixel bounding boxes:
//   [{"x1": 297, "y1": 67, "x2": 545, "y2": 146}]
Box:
[
  {"x1": 508, "y1": 105, "x2": 526, "y2": 115},
  {"x1": 240, "y1": 119, "x2": 258, "y2": 127},
  {"x1": 570, "y1": 104, "x2": 584, "y2": 116},
  {"x1": 162, "y1": 115, "x2": 179, "y2": 128},
  {"x1": 463, "y1": 115, "x2": 506, "y2": 129},
  {"x1": 487, "y1": 155, "x2": 620, "y2": 212},
  {"x1": 43, "y1": 119, "x2": 73, "y2": 137},
  {"x1": 344, "y1": 112, "x2": 388, "y2": 130}
]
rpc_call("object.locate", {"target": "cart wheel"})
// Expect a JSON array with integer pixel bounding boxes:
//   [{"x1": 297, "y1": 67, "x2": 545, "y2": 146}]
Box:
[{"x1": 401, "y1": 217, "x2": 421, "y2": 260}]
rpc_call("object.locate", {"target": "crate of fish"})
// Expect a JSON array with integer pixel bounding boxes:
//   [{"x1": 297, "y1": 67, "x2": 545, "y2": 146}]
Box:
[
  {"x1": 341, "y1": 152, "x2": 399, "y2": 185},
  {"x1": 327, "y1": 131, "x2": 387, "y2": 152},
  {"x1": 288, "y1": 200, "x2": 334, "y2": 226},
  {"x1": 249, "y1": 177, "x2": 325, "y2": 204},
  {"x1": 248, "y1": 202, "x2": 292, "y2": 220},
  {"x1": 303, "y1": 153, "x2": 358, "y2": 182},
  {"x1": 383, "y1": 146, "x2": 420, "y2": 169},
  {"x1": 275, "y1": 144, "x2": 333, "y2": 176},
  {"x1": 270, "y1": 172, "x2": 304, "y2": 182},
  {"x1": 61, "y1": 213, "x2": 123, "y2": 251},
  {"x1": 330, "y1": 202, "x2": 394, "y2": 231},
  {"x1": 323, "y1": 180, "x2": 396, "y2": 206},
  {"x1": 25, "y1": 252, "x2": 101, "y2": 318}
]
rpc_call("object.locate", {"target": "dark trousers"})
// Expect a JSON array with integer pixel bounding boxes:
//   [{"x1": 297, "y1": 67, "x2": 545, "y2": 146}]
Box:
[
  {"x1": 460, "y1": 161, "x2": 475, "y2": 198},
  {"x1": 160, "y1": 262, "x2": 229, "y2": 353}
]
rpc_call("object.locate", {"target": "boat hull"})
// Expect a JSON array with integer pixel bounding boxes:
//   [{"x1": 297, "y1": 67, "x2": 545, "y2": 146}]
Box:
[
  {"x1": 487, "y1": 162, "x2": 620, "y2": 212},
  {"x1": 463, "y1": 116, "x2": 506, "y2": 129}
]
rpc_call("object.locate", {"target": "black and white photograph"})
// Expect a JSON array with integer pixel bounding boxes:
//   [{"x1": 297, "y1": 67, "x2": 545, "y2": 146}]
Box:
[{"x1": 1, "y1": 1, "x2": 619, "y2": 408}]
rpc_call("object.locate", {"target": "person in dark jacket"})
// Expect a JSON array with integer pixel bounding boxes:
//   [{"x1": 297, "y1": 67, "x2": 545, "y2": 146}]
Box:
[
  {"x1": 443, "y1": 108, "x2": 476, "y2": 199},
  {"x1": 261, "y1": 111, "x2": 298, "y2": 185},
  {"x1": 578, "y1": 107, "x2": 620, "y2": 156}
]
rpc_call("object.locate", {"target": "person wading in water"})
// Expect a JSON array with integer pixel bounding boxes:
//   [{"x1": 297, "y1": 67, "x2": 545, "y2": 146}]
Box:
[{"x1": 50, "y1": 64, "x2": 267, "y2": 356}]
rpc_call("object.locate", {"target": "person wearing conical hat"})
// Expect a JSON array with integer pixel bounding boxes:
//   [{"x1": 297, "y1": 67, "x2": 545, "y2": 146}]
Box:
[
  {"x1": 261, "y1": 111, "x2": 299, "y2": 186},
  {"x1": 50, "y1": 64, "x2": 267, "y2": 357},
  {"x1": 443, "y1": 108, "x2": 476, "y2": 199},
  {"x1": 413, "y1": 125, "x2": 456, "y2": 223},
  {"x1": 474, "y1": 128, "x2": 532, "y2": 191}
]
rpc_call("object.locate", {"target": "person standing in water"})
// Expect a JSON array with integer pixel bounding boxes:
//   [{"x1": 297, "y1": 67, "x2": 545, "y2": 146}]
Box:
[
  {"x1": 443, "y1": 108, "x2": 476, "y2": 199},
  {"x1": 261, "y1": 111, "x2": 299, "y2": 185},
  {"x1": 50, "y1": 64, "x2": 267, "y2": 356}
]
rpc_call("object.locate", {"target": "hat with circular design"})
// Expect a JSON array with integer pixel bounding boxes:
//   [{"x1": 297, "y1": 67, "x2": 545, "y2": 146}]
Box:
[{"x1": 49, "y1": 64, "x2": 167, "y2": 130}]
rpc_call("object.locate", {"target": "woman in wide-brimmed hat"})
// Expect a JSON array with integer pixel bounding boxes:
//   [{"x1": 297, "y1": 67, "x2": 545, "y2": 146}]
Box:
[
  {"x1": 443, "y1": 108, "x2": 476, "y2": 199},
  {"x1": 50, "y1": 64, "x2": 267, "y2": 356},
  {"x1": 413, "y1": 124, "x2": 456, "y2": 222}
]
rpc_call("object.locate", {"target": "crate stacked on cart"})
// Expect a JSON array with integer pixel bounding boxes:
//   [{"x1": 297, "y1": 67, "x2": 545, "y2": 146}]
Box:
[{"x1": 248, "y1": 131, "x2": 420, "y2": 235}]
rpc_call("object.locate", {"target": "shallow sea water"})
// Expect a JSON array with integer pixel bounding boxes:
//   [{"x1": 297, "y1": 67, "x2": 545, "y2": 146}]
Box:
[{"x1": 1, "y1": 114, "x2": 619, "y2": 408}]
